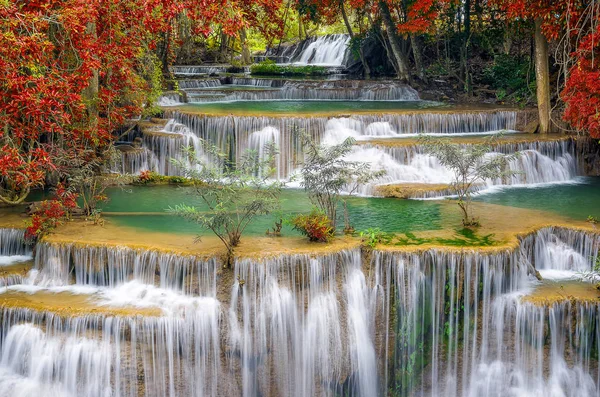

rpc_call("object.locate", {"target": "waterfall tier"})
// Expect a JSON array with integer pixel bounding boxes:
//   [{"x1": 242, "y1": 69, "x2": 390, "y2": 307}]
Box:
[
  {"x1": 177, "y1": 80, "x2": 420, "y2": 102},
  {"x1": 122, "y1": 112, "x2": 579, "y2": 196},
  {"x1": 266, "y1": 34, "x2": 351, "y2": 68},
  {"x1": 0, "y1": 226, "x2": 598, "y2": 396}
]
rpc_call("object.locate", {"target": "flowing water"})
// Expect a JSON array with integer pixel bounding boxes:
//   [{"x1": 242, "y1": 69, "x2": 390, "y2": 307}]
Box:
[
  {"x1": 0, "y1": 226, "x2": 598, "y2": 396},
  {"x1": 121, "y1": 110, "x2": 579, "y2": 196}
]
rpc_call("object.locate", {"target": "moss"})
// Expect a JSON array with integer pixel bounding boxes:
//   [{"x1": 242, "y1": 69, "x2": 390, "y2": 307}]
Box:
[
  {"x1": 250, "y1": 60, "x2": 327, "y2": 76},
  {"x1": 0, "y1": 290, "x2": 162, "y2": 318}
]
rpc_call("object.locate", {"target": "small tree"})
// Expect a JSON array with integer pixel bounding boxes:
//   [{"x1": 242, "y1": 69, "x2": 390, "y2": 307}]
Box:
[
  {"x1": 298, "y1": 134, "x2": 384, "y2": 232},
  {"x1": 60, "y1": 146, "x2": 126, "y2": 217},
  {"x1": 169, "y1": 141, "x2": 283, "y2": 266},
  {"x1": 420, "y1": 134, "x2": 517, "y2": 227}
]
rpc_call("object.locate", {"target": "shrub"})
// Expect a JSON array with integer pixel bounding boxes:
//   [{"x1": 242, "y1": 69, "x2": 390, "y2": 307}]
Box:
[
  {"x1": 481, "y1": 54, "x2": 534, "y2": 104},
  {"x1": 169, "y1": 142, "x2": 283, "y2": 267},
  {"x1": 250, "y1": 60, "x2": 327, "y2": 76},
  {"x1": 290, "y1": 210, "x2": 334, "y2": 242},
  {"x1": 357, "y1": 228, "x2": 394, "y2": 249},
  {"x1": 138, "y1": 170, "x2": 157, "y2": 183}
]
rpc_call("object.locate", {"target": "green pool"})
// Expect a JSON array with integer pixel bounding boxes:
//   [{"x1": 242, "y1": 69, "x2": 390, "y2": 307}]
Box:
[
  {"x1": 100, "y1": 186, "x2": 443, "y2": 235},
  {"x1": 474, "y1": 177, "x2": 600, "y2": 220},
  {"x1": 176, "y1": 100, "x2": 444, "y2": 115}
]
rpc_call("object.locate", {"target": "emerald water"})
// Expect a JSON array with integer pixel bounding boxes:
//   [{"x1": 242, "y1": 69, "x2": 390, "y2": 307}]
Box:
[
  {"x1": 101, "y1": 186, "x2": 443, "y2": 235},
  {"x1": 177, "y1": 100, "x2": 443, "y2": 115},
  {"x1": 98, "y1": 177, "x2": 600, "y2": 236},
  {"x1": 474, "y1": 177, "x2": 600, "y2": 220}
]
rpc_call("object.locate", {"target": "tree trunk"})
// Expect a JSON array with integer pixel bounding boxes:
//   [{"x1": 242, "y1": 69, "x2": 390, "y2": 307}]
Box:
[
  {"x1": 379, "y1": 0, "x2": 410, "y2": 81},
  {"x1": 240, "y1": 28, "x2": 251, "y2": 65},
  {"x1": 410, "y1": 33, "x2": 427, "y2": 83},
  {"x1": 534, "y1": 18, "x2": 551, "y2": 133},
  {"x1": 341, "y1": 1, "x2": 370, "y2": 79}
]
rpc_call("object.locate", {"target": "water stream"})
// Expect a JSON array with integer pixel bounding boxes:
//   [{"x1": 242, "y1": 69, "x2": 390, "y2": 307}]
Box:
[{"x1": 0, "y1": 226, "x2": 598, "y2": 396}]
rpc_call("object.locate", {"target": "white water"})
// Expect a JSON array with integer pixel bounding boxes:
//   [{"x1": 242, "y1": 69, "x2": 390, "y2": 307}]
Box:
[
  {"x1": 316, "y1": 119, "x2": 578, "y2": 196},
  {"x1": 292, "y1": 34, "x2": 350, "y2": 66},
  {"x1": 183, "y1": 81, "x2": 420, "y2": 102},
  {"x1": 0, "y1": 227, "x2": 598, "y2": 395}
]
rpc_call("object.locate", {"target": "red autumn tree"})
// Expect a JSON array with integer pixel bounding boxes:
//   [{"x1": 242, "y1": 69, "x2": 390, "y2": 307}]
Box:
[
  {"x1": 0, "y1": 0, "x2": 284, "y2": 208},
  {"x1": 493, "y1": 0, "x2": 597, "y2": 135}
]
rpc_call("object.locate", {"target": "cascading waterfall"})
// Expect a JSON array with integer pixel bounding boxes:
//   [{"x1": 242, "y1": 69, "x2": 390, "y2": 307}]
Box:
[
  {"x1": 178, "y1": 79, "x2": 222, "y2": 89},
  {"x1": 350, "y1": 138, "x2": 580, "y2": 196},
  {"x1": 0, "y1": 229, "x2": 29, "y2": 257},
  {"x1": 0, "y1": 229, "x2": 32, "y2": 287},
  {"x1": 373, "y1": 227, "x2": 600, "y2": 397},
  {"x1": 291, "y1": 34, "x2": 350, "y2": 66},
  {"x1": 126, "y1": 119, "x2": 207, "y2": 175},
  {"x1": 231, "y1": 78, "x2": 284, "y2": 87},
  {"x1": 162, "y1": 111, "x2": 517, "y2": 180},
  {"x1": 0, "y1": 241, "x2": 224, "y2": 397},
  {"x1": 229, "y1": 250, "x2": 377, "y2": 397},
  {"x1": 171, "y1": 66, "x2": 229, "y2": 76},
  {"x1": 129, "y1": 111, "x2": 578, "y2": 192},
  {"x1": 116, "y1": 147, "x2": 160, "y2": 175},
  {"x1": 1, "y1": 227, "x2": 598, "y2": 396},
  {"x1": 184, "y1": 81, "x2": 420, "y2": 102}
]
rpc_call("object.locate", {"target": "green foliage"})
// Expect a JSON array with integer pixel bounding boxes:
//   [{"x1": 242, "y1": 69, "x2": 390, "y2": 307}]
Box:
[
  {"x1": 135, "y1": 171, "x2": 193, "y2": 185},
  {"x1": 297, "y1": 132, "x2": 384, "y2": 232},
  {"x1": 419, "y1": 134, "x2": 518, "y2": 227},
  {"x1": 289, "y1": 209, "x2": 333, "y2": 242},
  {"x1": 357, "y1": 228, "x2": 394, "y2": 249},
  {"x1": 481, "y1": 54, "x2": 534, "y2": 104},
  {"x1": 250, "y1": 59, "x2": 327, "y2": 76},
  {"x1": 140, "y1": 52, "x2": 164, "y2": 117},
  {"x1": 587, "y1": 215, "x2": 598, "y2": 225},
  {"x1": 227, "y1": 59, "x2": 246, "y2": 73},
  {"x1": 168, "y1": 141, "x2": 283, "y2": 264},
  {"x1": 396, "y1": 229, "x2": 496, "y2": 247}
]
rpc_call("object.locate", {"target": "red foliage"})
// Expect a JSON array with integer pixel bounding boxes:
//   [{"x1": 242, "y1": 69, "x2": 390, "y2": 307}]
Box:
[
  {"x1": 562, "y1": 28, "x2": 600, "y2": 138},
  {"x1": 25, "y1": 183, "x2": 79, "y2": 241},
  {"x1": 395, "y1": 0, "x2": 444, "y2": 35},
  {"x1": 495, "y1": 0, "x2": 599, "y2": 137},
  {"x1": 25, "y1": 201, "x2": 67, "y2": 241},
  {"x1": 0, "y1": 0, "x2": 284, "y2": 206},
  {"x1": 291, "y1": 210, "x2": 334, "y2": 242}
]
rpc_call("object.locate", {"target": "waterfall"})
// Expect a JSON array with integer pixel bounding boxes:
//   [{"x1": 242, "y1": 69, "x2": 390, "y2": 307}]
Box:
[
  {"x1": 0, "y1": 229, "x2": 29, "y2": 257},
  {"x1": 171, "y1": 65, "x2": 229, "y2": 76},
  {"x1": 0, "y1": 229, "x2": 31, "y2": 287},
  {"x1": 374, "y1": 227, "x2": 600, "y2": 396},
  {"x1": 32, "y1": 242, "x2": 218, "y2": 294},
  {"x1": 127, "y1": 119, "x2": 207, "y2": 176},
  {"x1": 163, "y1": 111, "x2": 517, "y2": 181},
  {"x1": 130, "y1": 111, "x2": 578, "y2": 193},
  {"x1": 349, "y1": 138, "x2": 580, "y2": 196},
  {"x1": 291, "y1": 34, "x2": 350, "y2": 66},
  {"x1": 184, "y1": 81, "x2": 420, "y2": 102},
  {"x1": 519, "y1": 227, "x2": 600, "y2": 279},
  {"x1": 116, "y1": 147, "x2": 160, "y2": 175},
  {"x1": 229, "y1": 250, "x2": 378, "y2": 396},
  {"x1": 178, "y1": 79, "x2": 222, "y2": 89},
  {"x1": 231, "y1": 78, "x2": 283, "y2": 87},
  {"x1": 1, "y1": 227, "x2": 598, "y2": 395}
]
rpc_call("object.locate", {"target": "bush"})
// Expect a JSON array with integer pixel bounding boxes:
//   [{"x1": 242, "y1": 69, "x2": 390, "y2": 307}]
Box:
[
  {"x1": 481, "y1": 55, "x2": 534, "y2": 103},
  {"x1": 290, "y1": 210, "x2": 334, "y2": 242},
  {"x1": 250, "y1": 60, "x2": 327, "y2": 76},
  {"x1": 135, "y1": 171, "x2": 191, "y2": 185},
  {"x1": 357, "y1": 228, "x2": 394, "y2": 249}
]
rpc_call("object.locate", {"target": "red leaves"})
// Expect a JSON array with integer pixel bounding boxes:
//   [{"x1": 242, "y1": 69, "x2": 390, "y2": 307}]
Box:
[
  {"x1": 396, "y1": 0, "x2": 442, "y2": 35},
  {"x1": 562, "y1": 28, "x2": 600, "y2": 138},
  {"x1": 291, "y1": 210, "x2": 334, "y2": 242}
]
